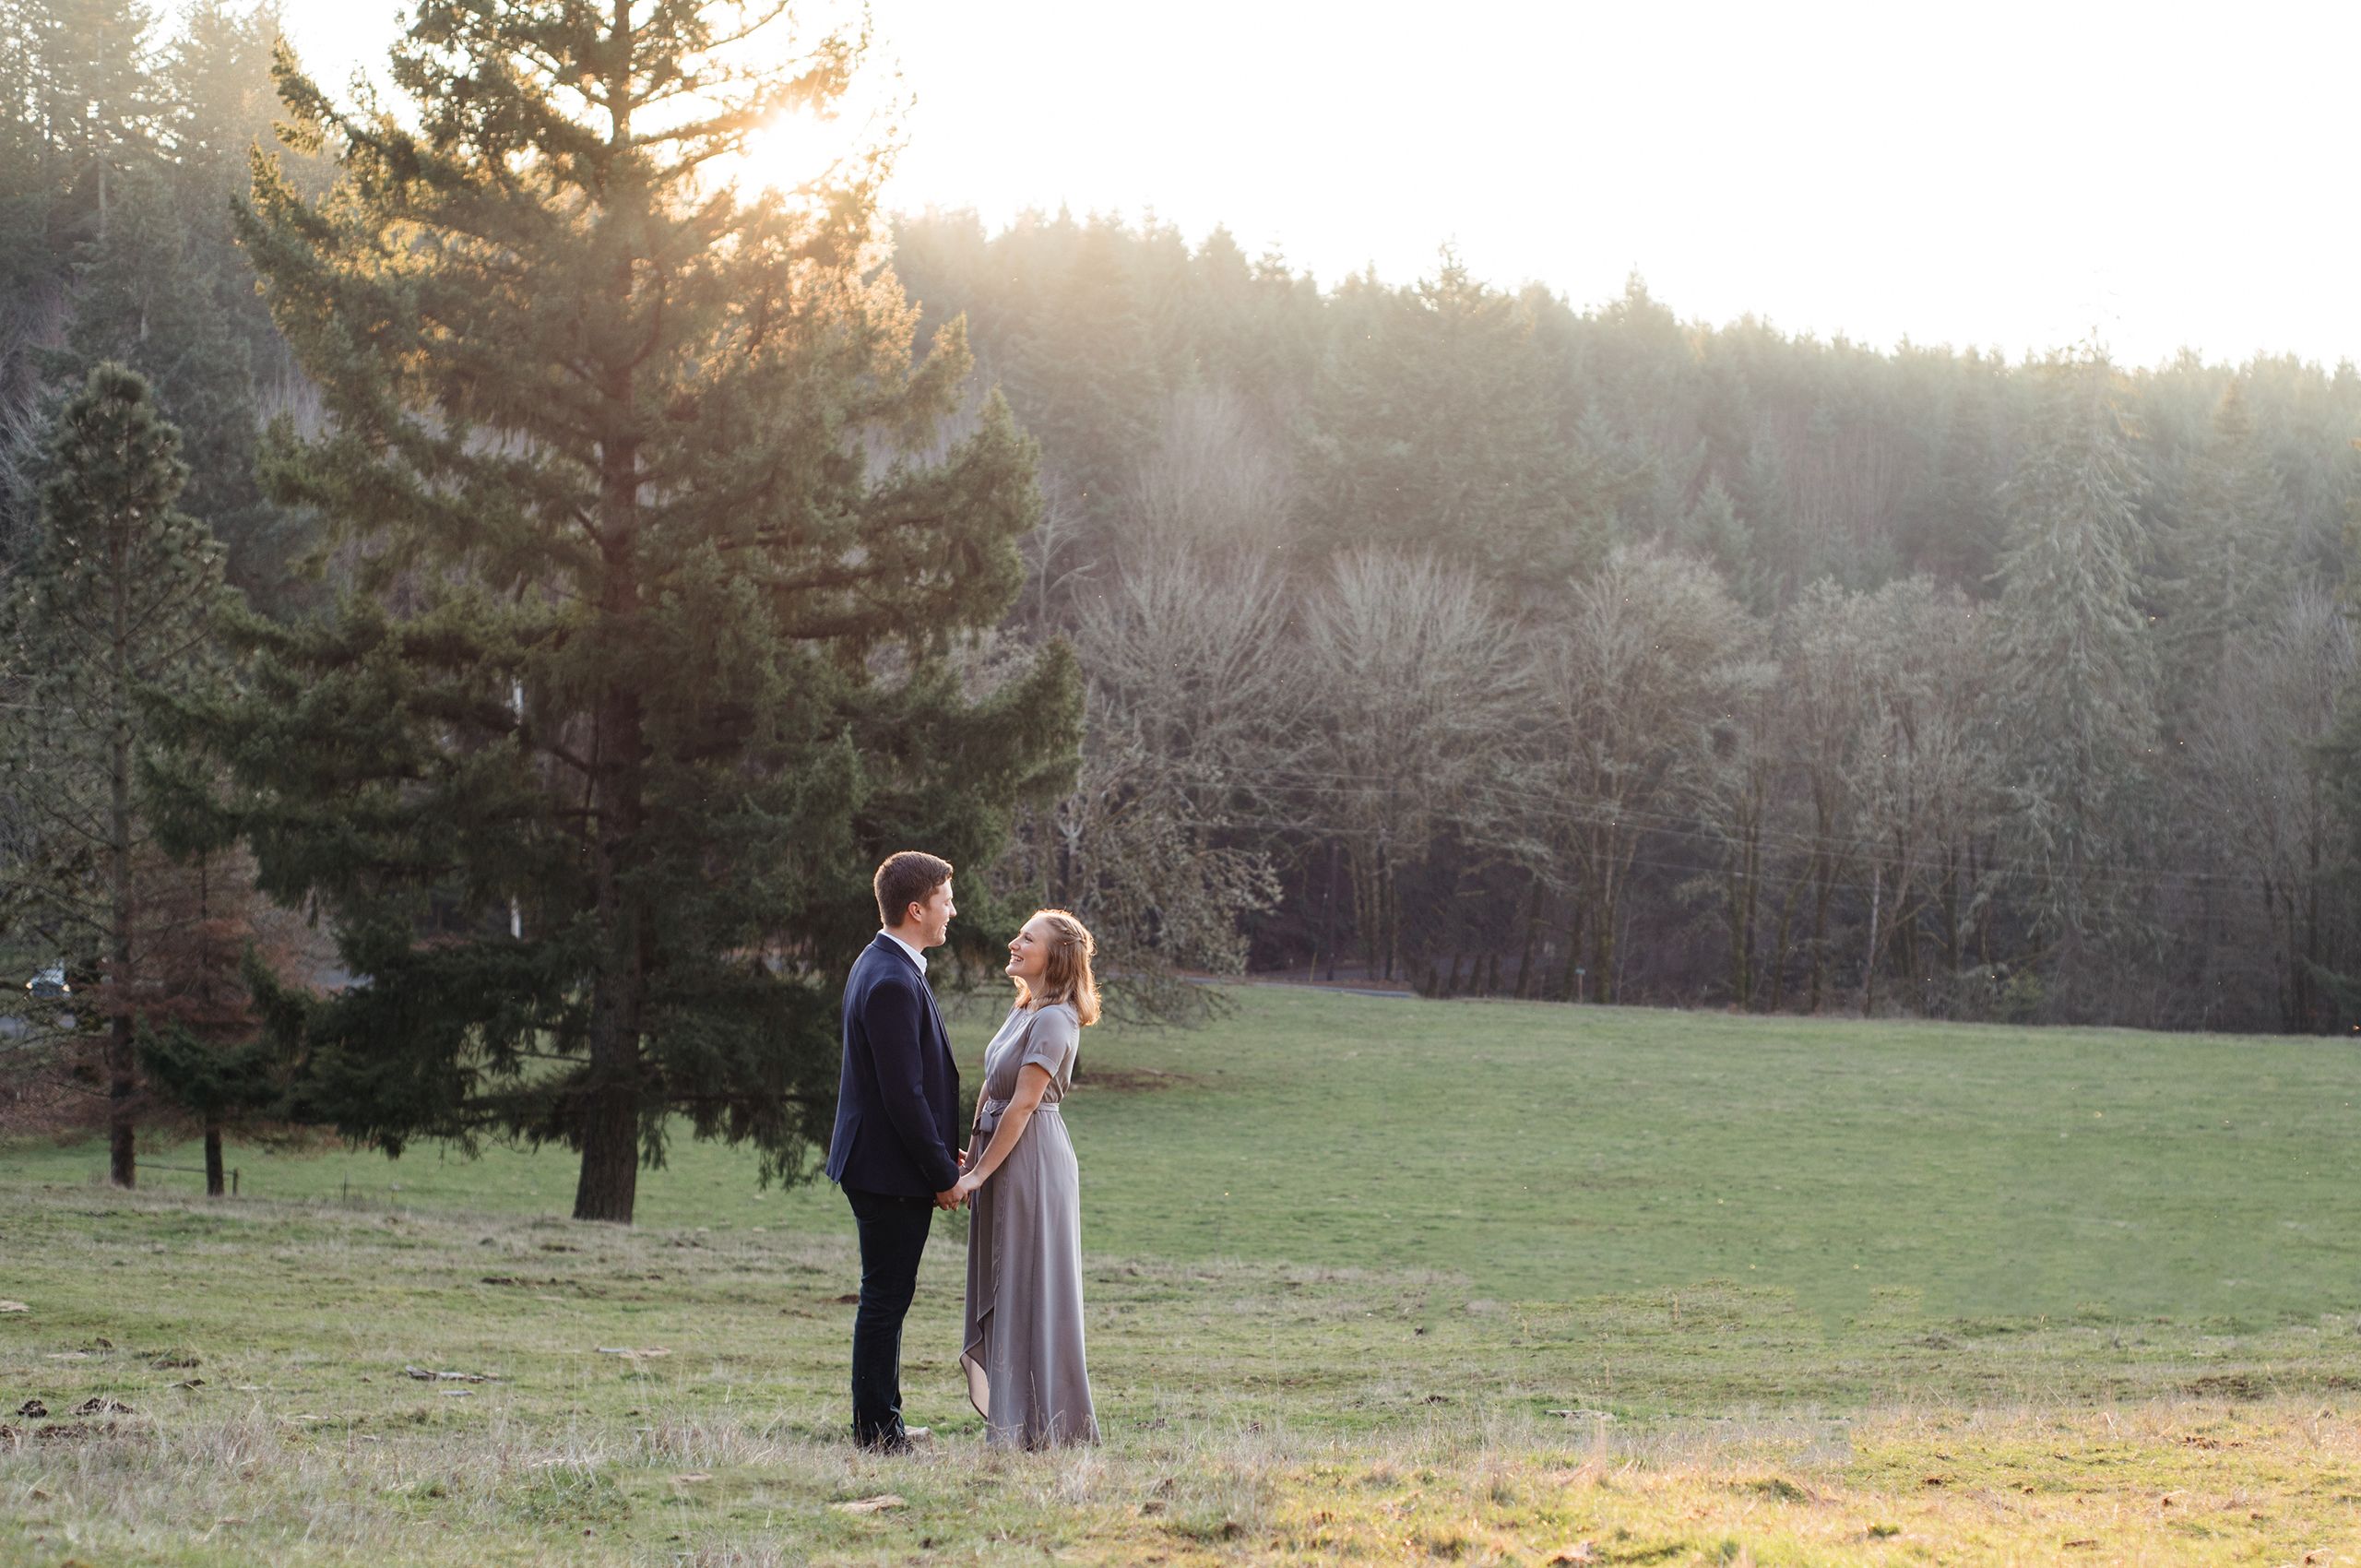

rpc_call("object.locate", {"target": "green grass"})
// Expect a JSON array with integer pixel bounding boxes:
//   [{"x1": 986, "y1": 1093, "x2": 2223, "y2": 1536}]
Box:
[
  {"x1": 14, "y1": 986, "x2": 2355, "y2": 1320},
  {"x1": 4, "y1": 986, "x2": 2358, "y2": 1564}
]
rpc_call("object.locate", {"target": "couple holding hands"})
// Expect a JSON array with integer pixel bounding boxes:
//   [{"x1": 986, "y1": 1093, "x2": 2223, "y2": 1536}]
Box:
[{"x1": 824, "y1": 850, "x2": 1101, "y2": 1452}]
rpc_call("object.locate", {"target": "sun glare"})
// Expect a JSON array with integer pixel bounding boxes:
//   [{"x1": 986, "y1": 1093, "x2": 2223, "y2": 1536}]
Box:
[
  {"x1": 720, "y1": 68, "x2": 900, "y2": 204},
  {"x1": 731, "y1": 110, "x2": 825, "y2": 195}
]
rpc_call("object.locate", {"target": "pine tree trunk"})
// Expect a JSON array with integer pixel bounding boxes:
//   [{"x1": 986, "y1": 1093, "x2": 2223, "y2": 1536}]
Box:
[
  {"x1": 108, "y1": 517, "x2": 136, "y2": 1190},
  {"x1": 575, "y1": 690, "x2": 646, "y2": 1224},
  {"x1": 108, "y1": 1021, "x2": 136, "y2": 1187},
  {"x1": 204, "y1": 1123, "x2": 224, "y2": 1197},
  {"x1": 573, "y1": 1064, "x2": 639, "y2": 1221},
  {"x1": 575, "y1": 328, "x2": 647, "y2": 1223}
]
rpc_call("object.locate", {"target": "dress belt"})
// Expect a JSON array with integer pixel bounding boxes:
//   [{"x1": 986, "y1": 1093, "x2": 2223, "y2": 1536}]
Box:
[{"x1": 978, "y1": 1095, "x2": 1059, "y2": 1119}]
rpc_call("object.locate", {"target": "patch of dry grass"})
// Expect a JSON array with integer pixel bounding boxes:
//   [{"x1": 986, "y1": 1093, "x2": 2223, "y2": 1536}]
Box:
[
  {"x1": 3, "y1": 1185, "x2": 2356, "y2": 1564},
  {"x1": 7, "y1": 1389, "x2": 2355, "y2": 1565}
]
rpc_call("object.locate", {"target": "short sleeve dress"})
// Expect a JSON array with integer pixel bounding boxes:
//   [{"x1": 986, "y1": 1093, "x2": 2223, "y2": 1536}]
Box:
[{"x1": 959, "y1": 1001, "x2": 1099, "y2": 1448}]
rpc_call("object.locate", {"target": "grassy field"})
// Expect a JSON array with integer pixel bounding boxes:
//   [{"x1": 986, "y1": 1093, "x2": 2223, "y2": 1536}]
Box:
[{"x1": 4, "y1": 986, "x2": 2358, "y2": 1565}]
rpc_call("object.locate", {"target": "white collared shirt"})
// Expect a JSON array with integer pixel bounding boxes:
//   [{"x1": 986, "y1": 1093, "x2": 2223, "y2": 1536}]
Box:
[{"x1": 879, "y1": 928, "x2": 928, "y2": 975}]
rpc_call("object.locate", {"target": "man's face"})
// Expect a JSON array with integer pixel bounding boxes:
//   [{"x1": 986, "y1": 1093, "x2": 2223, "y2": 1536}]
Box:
[{"x1": 909, "y1": 880, "x2": 955, "y2": 949}]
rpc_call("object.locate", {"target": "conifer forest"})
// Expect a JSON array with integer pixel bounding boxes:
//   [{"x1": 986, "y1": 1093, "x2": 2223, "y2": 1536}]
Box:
[{"x1": 6, "y1": 0, "x2": 2361, "y2": 1219}]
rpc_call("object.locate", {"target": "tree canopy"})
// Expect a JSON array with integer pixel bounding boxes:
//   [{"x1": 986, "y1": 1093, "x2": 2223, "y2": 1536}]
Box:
[{"x1": 153, "y1": 1, "x2": 1079, "y2": 1221}]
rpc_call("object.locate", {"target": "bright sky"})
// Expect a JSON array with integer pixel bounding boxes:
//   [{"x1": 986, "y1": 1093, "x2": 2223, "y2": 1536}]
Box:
[{"x1": 271, "y1": 0, "x2": 2360, "y2": 370}]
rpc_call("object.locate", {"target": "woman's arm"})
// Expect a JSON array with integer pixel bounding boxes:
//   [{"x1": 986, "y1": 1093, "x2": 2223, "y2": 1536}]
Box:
[{"x1": 954, "y1": 1062, "x2": 1053, "y2": 1199}]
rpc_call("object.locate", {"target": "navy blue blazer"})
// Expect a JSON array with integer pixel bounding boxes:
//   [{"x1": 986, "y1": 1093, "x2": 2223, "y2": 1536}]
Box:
[{"x1": 823, "y1": 933, "x2": 962, "y2": 1196}]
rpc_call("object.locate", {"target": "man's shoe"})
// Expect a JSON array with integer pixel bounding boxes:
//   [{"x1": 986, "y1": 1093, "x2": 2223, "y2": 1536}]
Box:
[{"x1": 902, "y1": 1426, "x2": 933, "y2": 1446}]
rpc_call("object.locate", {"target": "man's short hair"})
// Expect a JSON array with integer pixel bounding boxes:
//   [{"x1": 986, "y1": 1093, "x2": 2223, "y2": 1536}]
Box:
[{"x1": 874, "y1": 850, "x2": 954, "y2": 929}]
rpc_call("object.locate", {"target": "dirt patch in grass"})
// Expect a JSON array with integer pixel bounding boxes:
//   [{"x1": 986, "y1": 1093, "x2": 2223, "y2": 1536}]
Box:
[{"x1": 0, "y1": 1420, "x2": 130, "y2": 1447}]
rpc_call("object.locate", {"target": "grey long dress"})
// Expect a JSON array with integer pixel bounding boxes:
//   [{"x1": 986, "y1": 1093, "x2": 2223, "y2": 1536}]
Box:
[{"x1": 960, "y1": 1001, "x2": 1098, "y2": 1448}]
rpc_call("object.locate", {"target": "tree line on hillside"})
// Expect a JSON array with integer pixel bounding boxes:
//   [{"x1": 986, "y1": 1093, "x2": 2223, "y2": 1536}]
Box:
[
  {"x1": 891, "y1": 210, "x2": 2361, "y2": 1033},
  {"x1": 2, "y1": 1, "x2": 2357, "y2": 1220}
]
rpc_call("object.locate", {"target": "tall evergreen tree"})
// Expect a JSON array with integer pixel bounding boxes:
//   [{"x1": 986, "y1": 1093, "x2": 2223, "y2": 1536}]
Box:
[
  {"x1": 1734, "y1": 430, "x2": 1800, "y2": 604},
  {"x1": 48, "y1": 159, "x2": 303, "y2": 611},
  {"x1": 1992, "y1": 349, "x2": 2160, "y2": 991},
  {"x1": 159, "y1": 1, "x2": 307, "y2": 361},
  {"x1": 1679, "y1": 475, "x2": 1759, "y2": 610},
  {"x1": 1299, "y1": 254, "x2": 1618, "y2": 588},
  {"x1": 160, "y1": 0, "x2": 285, "y2": 188},
  {"x1": 30, "y1": 0, "x2": 160, "y2": 244},
  {"x1": 0, "y1": 362, "x2": 235, "y2": 1187},
  {"x1": 135, "y1": 846, "x2": 286, "y2": 1196},
  {"x1": 0, "y1": 0, "x2": 50, "y2": 285},
  {"x1": 995, "y1": 210, "x2": 1165, "y2": 587},
  {"x1": 2153, "y1": 377, "x2": 2297, "y2": 718},
  {"x1": 170, "y1": 1, "x2": 1079, "y2": 1222}
]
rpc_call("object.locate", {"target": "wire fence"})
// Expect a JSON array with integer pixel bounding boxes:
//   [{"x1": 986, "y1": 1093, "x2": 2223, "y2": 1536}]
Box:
[
  {"x1": 95, "y1": 1163, "x2": 492, "y2": 1207},
  {"x1": 127, "y1": 1160, "x2": 240, "y2": 1195}
]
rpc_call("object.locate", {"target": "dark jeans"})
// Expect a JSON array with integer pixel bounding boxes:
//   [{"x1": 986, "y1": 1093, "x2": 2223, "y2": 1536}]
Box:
[{"x1": 843, "y1": 1184, "x2": 934, "y2": 1447}]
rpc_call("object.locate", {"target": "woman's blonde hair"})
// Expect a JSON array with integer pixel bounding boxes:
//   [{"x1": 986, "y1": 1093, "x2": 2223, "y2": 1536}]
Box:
[{"x1": 1014, "y1": 908, "x2": 1100, "y2": 1026}]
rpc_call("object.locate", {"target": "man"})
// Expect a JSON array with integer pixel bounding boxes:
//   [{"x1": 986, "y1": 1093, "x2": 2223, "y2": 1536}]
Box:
[{"x1": 825, "y1": 850, "x2": 966, "y2": 1452}]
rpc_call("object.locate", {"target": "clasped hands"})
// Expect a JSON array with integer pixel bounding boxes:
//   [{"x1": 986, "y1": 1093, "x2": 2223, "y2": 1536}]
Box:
[{"x1": 935, "y1": 1148, "x2": 980, "y2": 1209}]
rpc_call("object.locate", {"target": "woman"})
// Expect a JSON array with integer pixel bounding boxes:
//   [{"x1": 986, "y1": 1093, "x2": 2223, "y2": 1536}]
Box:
[{"x1": 949, "y1": 908, "x2": 1101, "y2": 1449}]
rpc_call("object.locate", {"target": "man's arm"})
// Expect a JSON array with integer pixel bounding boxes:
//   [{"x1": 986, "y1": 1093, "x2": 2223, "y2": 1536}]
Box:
[{"x1": 860, "y1": 972, "x2": 962, "y2": 1196}]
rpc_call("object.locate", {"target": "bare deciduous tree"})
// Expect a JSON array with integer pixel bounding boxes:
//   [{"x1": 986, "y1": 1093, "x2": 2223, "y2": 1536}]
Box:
[
  {"x1": 1006, "y1": 725, "x2": 1279, "y2": 1022},
  {"x1": 1689, "y1": 665, "x2": 1780, "y2": 1008},
  {"x1": 1122, "y1": 385, "x2": 1294, "y2": 552},
  {"x1": 1533, "y1": 544, "x2": 1765, "y2": 1004},
  {"x1": 1076, "y1": 538, "x2": 1308, "y2": 819},
  {"x1": 1850, "y1": 578, "x2": 2005, "y2": 1014},
  {"x1": 1305, "y1": 551, "x2": 1529, "y2": 981},
  {"x1": 2177, "y1": 587, "x2": 2354, "y2": 1030},
  {"x1": 1004, "y1": 542, "x2": 1300, "y2": 1019}
]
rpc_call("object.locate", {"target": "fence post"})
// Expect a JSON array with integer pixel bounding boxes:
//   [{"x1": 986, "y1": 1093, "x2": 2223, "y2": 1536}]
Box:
[{"x1": 231, "y1": 1169, "x2": 240, "y2": 1197}]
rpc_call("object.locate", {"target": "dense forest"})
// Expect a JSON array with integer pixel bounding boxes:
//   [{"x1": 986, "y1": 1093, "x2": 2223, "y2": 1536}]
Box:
[
  {"x1": 6, "y1": 0, "x2": 2361, "y2": 1161},
  {"x1": 891, "y1": 210, "x2": 2361, "y2": 1034}
]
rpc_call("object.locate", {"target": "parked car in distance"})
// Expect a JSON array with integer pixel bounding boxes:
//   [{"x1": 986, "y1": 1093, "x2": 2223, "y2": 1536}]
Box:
[{"x1": 25, "y1": 965, "x2": 68, "y2": 998}]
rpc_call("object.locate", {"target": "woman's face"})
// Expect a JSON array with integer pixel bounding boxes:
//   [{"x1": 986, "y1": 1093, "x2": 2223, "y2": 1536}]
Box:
[{"x1": 1005, "y1": 916, "x2": 1051, "y2": 989}]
